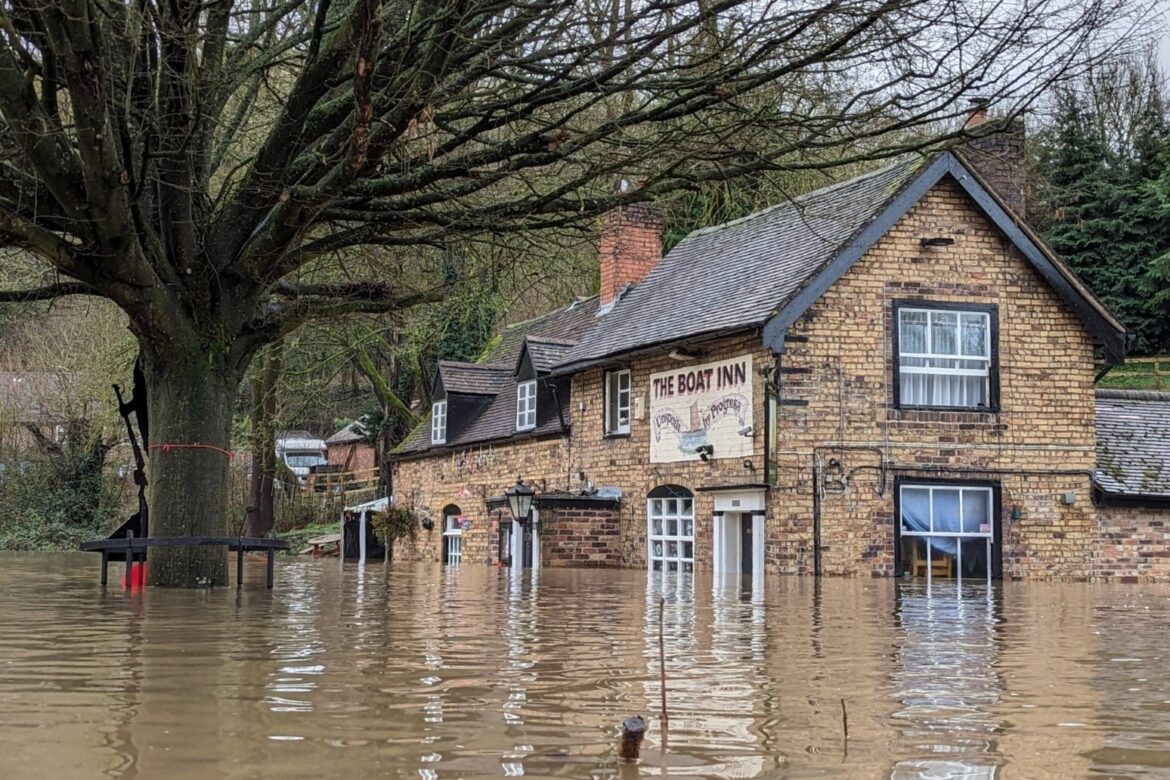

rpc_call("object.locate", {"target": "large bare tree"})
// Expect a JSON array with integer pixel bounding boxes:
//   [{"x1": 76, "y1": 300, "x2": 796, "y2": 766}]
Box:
[{"x1": 0, "y1": 0, "x2": 1147, "y2": 585}]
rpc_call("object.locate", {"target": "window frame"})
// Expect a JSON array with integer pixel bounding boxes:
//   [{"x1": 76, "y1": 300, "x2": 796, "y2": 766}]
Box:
[
  {"x1": 647, "y1": 487, "x2": 695, "y2": 573},
  {"x1": 431, "y1": 399, "x2": 447, "y2": 444},
  {"x1": 516, "y1": 380, "x2": 537, "y2": 431},
  {"x1": 892, "y1": 300, "x2": 1000, "y2": 413},
  {"x1": 893, "y1": 478, "x2": 1002, "y2": 582},
  {"x1": 442, "y1": 505, "x2": 463, "y2": 565},
  {"x1": 604, "y1": 369, "x2": 632, "y2": 437}
]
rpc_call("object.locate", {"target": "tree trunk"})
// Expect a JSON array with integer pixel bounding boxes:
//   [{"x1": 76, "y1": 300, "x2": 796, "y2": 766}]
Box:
[
  {"x1": 246, "y1": 343, "x2": 281, "y2": 537},
  {"x1": 144, "y1": 353, "x2": 239, "y2": 587}
]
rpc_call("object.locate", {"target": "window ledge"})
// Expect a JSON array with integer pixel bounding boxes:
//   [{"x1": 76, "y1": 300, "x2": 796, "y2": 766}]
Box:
[
  {"x1": 892, "y1": 406, "x2": 1003, "y2": 424},
  {"x1": 603, "y1": 431, "x2": 631, "y2": 440}
]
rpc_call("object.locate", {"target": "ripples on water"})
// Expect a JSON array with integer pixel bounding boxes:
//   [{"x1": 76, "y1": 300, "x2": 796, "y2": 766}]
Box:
[{"x1": 2, "y1": 554, "x2": 1170, "y2": 779}]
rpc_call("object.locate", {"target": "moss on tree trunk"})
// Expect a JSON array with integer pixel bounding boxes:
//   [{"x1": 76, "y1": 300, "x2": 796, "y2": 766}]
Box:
[{"x1": 144, "y1": 351, "x2": 238, "y2": 587}]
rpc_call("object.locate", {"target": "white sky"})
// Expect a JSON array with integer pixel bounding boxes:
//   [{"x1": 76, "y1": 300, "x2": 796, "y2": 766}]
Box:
[{"x1": 1159, "y1": 1, "x2": 1170, "y2": 74}]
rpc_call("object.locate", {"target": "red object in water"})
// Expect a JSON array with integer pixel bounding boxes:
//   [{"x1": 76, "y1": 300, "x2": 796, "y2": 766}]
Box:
[{"x1": 122, "y1": 562, "x2": 148, "y2": 589}]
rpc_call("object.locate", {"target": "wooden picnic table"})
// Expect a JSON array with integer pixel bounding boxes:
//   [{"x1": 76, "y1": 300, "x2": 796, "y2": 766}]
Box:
[
  {"x1": 79, "y1": 535, "x2": 291, "y2": 589},
  {"x1": 301, "y1": 533, "x2": 341, "y2": 557}
]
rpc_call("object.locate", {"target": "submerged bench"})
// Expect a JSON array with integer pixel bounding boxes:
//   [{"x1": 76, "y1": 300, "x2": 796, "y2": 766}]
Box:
[{"x1": 79, "y1": 535, "x2": 291, "y2": 589}]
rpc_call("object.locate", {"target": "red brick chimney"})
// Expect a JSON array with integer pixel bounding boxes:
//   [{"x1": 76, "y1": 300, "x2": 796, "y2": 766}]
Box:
[
  {"x1": 599, "y1": 194, "x2": 665, "y2": 310},
  {"x1": 961, "y1": 100, "x2": 1027, "y2": 217}
]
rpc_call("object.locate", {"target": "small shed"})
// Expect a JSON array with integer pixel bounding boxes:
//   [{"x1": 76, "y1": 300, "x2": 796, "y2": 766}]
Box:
[
  {"x1": 326, "y1": 421, "x2": 376, "y2": 472},
  {"x1": 342, "y1": 496, "x2": 388, "y2": 563}
]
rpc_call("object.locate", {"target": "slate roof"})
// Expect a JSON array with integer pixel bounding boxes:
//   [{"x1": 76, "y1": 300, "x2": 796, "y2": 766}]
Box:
[
  {"x1": 393, "y1": 297, "x2": 597, "y2": 458},
  {"x1": 1095, "y1": 389, "x2": 1170, "y2": 499},
  {"x1": 520, "y1": 337, "x2": 578, "y2": 374},
  {"x1": 437, "y1": 361, "x2": 510, "y2": 396},
  {"x1": 326, "y1": 421, "x2": 364, "y2": 445},
  {"x1": 483, "y1": 296, "x2": 599, "y2": 365},
  {"x1": 557, "y1": 157, "x2": 928, "y2": 369}
]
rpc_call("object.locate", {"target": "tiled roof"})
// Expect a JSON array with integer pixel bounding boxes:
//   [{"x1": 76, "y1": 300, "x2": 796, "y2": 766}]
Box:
[
  {"x1": 394, "y1": 298, "x2": 597, "y2": 457},
  {"x1": 1095, "y1": 389, "x2": 1170, "y2": 499},
  {"x1": 521, "y1": 337, "x2": 578, "y2": 374},
  {"x1": 437, "y1": 361, "x2": 510, "y2": 396},
  {"x1": 557, "y1": 157, "x2": 929, "y2": 369},
  {"x1": 325, "y1": 421, "x2": 364, "y2": 445},
  {"x1": 482, "y1": 296, "x2": 599, "y2": 365}
]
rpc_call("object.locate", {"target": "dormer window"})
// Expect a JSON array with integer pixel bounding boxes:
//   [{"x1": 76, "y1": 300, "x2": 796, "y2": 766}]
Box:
[
  {"x1": 431, "y1": 400, "x2": 447, "y2": 444},
  {"x1": 516, "y1": 380, "x2": 537, "y2": 430}
]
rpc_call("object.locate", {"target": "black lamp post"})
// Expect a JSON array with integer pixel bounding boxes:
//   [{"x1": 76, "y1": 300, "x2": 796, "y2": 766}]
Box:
[{"x1": 505, "y1": 477, "x2": 535, "y2": 524}]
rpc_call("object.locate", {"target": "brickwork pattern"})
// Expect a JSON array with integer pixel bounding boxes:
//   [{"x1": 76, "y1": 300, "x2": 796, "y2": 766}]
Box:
[
  {"x1": 391, "y1": 176, "x2": 1163, "y2": 581},
  {"x1": 599, "y1": 202, "x2": 665, "y2": 307},
  {"x1": 391, "y1": 436, "x2": 570, "y2": 563},
  {"x1": 774, "y1": 176, "x2": 1097, "y2": 578},
  {"x1": 540, "y1": 506, "x2": 623, "y2": 567},
  {"x1": 1094, "y1": 506, "x2": 1170, "y2": 582}
]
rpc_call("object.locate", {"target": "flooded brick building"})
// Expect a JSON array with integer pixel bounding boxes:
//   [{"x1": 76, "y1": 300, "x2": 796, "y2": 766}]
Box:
[{"x1": 390, "y1": 127, "x2": 1170, "y2": 583}]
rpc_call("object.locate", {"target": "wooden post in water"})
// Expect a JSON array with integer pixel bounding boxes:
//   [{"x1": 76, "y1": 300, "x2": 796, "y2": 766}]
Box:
[
  {"x1": 236, "y1": 538, "x2": 245, "y2": 589},
  {"x1": 124, "y1": 531, "x2": 134, "y2": 588},
  {"x1": 619, "y1": 715, "x2": 646, "y2": 761},
  {"x1": 658, "y1": 596, "x2": 668, "y2": 751}
]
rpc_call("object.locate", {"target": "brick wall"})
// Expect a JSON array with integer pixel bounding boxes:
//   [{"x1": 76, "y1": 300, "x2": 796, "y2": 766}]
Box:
[
  {"x1": 327, "y1": 442, "x2": 375, "y2": 472},
  {"x1": 599, "y1": 202, "x2": 665, "y2": 308},
  {"x1": 567, "y1": 335, "x2": 772, "y2": 570},
  {"x1": 390, "y1": 435, "x2": 571, "y2": 563},
  {"x1": 774, "y1": 175, "x2": 1097, "y2": 579},
  {"x1": 540, "y1": 504, "x2": 623, "y2": 567},
  {"x1": 1094, "y1": 506, "x2": 1170, "y2": 582},
  {"x1": 389, "y1": 175, "x2": 1161, "y2": 581}
]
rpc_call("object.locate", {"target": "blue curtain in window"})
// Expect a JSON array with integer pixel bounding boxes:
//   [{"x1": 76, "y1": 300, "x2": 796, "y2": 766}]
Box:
[{"x1": 900, "y1": 490, "x2": 957, "y2": 555}]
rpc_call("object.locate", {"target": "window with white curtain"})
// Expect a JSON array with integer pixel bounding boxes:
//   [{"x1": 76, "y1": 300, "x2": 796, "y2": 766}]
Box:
[
  {"x1": 516, "y1": 380, "x2": 537, "y2": 430},
  {"x1": 898, "y1": 305, "x2": 993, "y2": 408},
  {"x1": 899, "y1": 483, "x2": 995, "y2": 583}
]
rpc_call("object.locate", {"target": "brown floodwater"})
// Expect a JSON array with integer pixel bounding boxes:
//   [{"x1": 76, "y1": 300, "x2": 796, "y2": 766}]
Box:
[{"x1": 2, "y1": 554, "x2": 1170, "y2": 779}]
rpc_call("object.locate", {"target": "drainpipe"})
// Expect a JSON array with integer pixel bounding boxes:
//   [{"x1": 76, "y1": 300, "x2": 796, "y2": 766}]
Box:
[{"x1": 812, "y1": 459, "x2": 822, "y2": 577}]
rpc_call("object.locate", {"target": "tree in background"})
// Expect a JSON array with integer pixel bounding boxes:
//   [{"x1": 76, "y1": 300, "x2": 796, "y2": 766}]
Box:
[
  {"x1": 1032, "y1": 54, "x2": 1170, "y2": 355},
  {"x1": 0, "y1": 0, "x2": 1149, "y2": 585}
]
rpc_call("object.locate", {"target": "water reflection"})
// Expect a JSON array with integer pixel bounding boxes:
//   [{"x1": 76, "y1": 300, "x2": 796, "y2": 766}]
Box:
[
  {"x1": 889, "y1": 584, "x2": 1003, "y2": 779},
  {"x1": 5, "y1": 555, "x2": 1170, "y2": 778}
]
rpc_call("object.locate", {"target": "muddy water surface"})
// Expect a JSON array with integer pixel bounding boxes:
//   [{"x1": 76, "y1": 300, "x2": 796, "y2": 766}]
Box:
[{"x1": 2, "y1": 553, "x2": 1170, "y2": 778}]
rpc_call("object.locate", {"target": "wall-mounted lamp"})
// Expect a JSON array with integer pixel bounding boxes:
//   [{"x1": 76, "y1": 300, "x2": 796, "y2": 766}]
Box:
[
  {"x1": 505, "y1": 477, "x2": 535, "y2": 524},
  {"x1": 920, "y1": 236, "x2": 955, "y2": 248},
  {"x1": 742, "y1": 459, "x2": 755, "y2": 471},
  {"x1": 695, "y1": 444, "x2": 714, "y2": 462},
  {"x1": 738, "y1": 425, "x2": 754, "y2": 437},
  {"x1": 1010, "y1": 505, "x2": 1022, "y2": 521},
  {"x1": 668, "y1": 348, "x2": 699, "y2": 361}
]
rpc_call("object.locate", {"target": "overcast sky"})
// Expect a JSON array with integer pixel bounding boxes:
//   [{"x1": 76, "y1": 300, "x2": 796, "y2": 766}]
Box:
[{"x1": 1159, "y1": 1, "x2": 1170, "y2": 74}]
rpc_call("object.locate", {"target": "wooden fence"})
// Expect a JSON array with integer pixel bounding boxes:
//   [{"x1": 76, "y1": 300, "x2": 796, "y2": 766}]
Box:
[
  {"x1": 307, "y1": 466, "x2": 380, "y2": 494},
  {"x1": 1098, "y1": 356, "x2": 1170, "y2": 390}
]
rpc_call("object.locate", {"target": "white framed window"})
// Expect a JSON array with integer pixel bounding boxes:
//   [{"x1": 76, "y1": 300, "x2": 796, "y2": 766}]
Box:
[
  {"x1": 648, "y1": 492, "x2": 694, "y2": 572},
  {"x1": 605, "y1": 369, "x2": 632, "y2": 435},
  {"x1": 443, "y1": 511, "x2": 463, "y2": 565},
  {"x1": 899, "y1": 483, "x2": 995, "y2": 584},
  {"x1": 516, "y1": 380, "x2": 537, "y2": 430},
  {"x1": 431, "y1": 400, "x2": 447, "y2": 444},
  {"x1": 897, "y1": 305, "x2": 993, "y2": 409}
]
